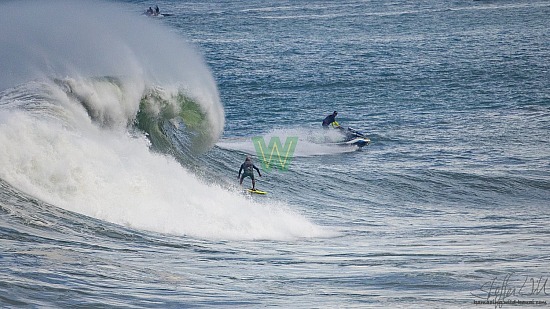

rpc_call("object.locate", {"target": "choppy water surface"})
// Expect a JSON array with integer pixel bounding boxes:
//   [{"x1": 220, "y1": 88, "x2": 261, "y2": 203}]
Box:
[{"x1": 1, "y1": 0, "x2": 549, "y2": 307}]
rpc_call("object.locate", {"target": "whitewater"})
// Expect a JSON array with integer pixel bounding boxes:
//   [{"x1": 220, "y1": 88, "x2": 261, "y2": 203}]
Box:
[{"x1": 1, "y1": 0, "x2": 550, "y2": 307}]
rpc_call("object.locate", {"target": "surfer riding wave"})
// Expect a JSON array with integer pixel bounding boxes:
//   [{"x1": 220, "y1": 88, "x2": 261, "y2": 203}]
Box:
[{"x1": 238, "y1": 156, "x2": 262, "y2": 190}]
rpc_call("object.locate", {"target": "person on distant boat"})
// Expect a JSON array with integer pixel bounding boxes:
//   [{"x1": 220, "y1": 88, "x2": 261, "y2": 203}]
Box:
[
  {"x1": 322, "y1": 111, "x2": 340, "y2": 128},
  {"x1": 146, "y1": 7, "x2": 154, "y2": 16},
  {"x1": 155, "y1": 5, "x2": 160, "y2": 16},
  {"x1": 238, "y1": 156, "x2": 262, "y2": 190}
]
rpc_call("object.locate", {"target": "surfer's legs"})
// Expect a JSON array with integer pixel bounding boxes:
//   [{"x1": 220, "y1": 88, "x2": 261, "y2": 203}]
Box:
[{"x1": 240, "y1": 173, "x2": 255, "y2": 189}]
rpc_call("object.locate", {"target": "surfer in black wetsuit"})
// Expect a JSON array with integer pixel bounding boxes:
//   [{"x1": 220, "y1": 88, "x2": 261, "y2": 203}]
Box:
[
  {"x1": 322, "y1": 111, "x2": 339, "y2": 128},
  {"x1": 238, "y1": 156, "x2": 262, "y2": 190}
]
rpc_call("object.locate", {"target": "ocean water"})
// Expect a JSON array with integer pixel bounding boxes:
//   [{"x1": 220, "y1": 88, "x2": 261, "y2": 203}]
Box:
[{"x1": 1, "y1": 0, "x2": 549, "y2": 307}]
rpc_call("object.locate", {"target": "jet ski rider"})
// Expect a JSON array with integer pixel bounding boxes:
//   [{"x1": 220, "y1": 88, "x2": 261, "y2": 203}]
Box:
[{"x1": 322, "y1": 111, "x2": 340, "y2": 128}]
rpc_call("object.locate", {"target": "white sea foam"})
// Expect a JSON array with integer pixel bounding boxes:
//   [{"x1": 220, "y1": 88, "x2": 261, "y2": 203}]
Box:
[{"x1": 0, "y1": 109, "x2": 329, "y2": 241}]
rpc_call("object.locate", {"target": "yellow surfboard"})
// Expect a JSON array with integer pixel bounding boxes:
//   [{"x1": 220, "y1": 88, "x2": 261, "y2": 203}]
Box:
[{"x1": 246, "y1": 188, "x2": 267, "y2": 195}]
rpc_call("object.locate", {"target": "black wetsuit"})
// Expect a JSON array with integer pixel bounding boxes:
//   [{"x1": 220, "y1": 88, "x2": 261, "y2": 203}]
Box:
[
  {"x1": 239, "y1": 161, "x2": 261, "y2": 180},
  {"x1": 322, "y1": 114, "x2": 337, "y2": 127}
]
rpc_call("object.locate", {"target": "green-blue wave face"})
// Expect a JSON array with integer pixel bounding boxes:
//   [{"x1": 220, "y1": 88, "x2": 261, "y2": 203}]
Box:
[{"x1": 136, "y1": 88, "x2": 214, "y2": 156}]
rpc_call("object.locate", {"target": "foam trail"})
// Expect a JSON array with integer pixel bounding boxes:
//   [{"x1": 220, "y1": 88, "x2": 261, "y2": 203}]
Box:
[{"x1": 217, "y1": 127, "x2": 359, "y2": 157}]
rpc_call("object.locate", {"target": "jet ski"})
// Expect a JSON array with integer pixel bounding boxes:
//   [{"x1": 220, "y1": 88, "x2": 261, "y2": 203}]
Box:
[{"x1": 335, "y1": 126, "x2": 371, "y2": 147}]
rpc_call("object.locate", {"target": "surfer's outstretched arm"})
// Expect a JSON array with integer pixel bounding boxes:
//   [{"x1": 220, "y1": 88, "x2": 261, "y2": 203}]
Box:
[{"x1": 253, "y1": 165, "x2": 261, "y2": 177}]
